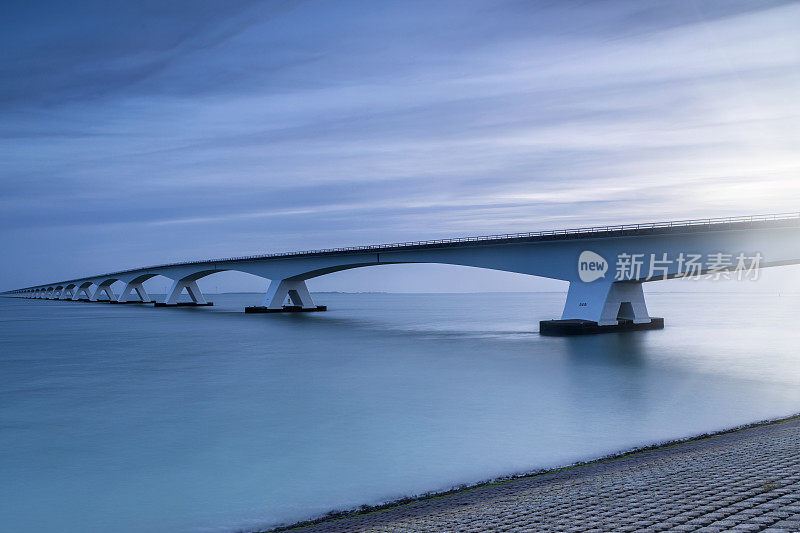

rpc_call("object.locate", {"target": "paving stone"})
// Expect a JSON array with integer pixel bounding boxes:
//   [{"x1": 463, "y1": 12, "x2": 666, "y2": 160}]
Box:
[{"x1": 277, "y1": 417, "x2": 800, "y2": 533}]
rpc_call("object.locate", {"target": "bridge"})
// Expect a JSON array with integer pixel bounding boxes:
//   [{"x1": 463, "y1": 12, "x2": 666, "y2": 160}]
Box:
[{"x1": 4, "y1": 213, "x2": 800, "y2": 335}]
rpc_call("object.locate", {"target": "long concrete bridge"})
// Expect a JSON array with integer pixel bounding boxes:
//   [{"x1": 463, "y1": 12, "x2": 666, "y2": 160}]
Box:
[{"x1": 4, "y1": 213, "x2": 800, "y2": 334}]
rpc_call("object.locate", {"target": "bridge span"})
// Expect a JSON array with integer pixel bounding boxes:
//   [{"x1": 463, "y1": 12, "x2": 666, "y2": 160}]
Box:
[{"x1": 4, "y1": 213, "x2": 800, "y2": 334}]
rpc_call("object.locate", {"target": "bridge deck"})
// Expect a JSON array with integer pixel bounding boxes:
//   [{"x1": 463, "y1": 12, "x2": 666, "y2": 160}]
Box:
[{"x1": 8, "y1": 212, "x2": 800, "y2": 290}]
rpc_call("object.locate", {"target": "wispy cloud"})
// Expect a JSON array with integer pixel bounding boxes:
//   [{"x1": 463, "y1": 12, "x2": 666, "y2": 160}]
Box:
[{"x1": 1, "y1": 0, "x2": 798, "y2": 289}]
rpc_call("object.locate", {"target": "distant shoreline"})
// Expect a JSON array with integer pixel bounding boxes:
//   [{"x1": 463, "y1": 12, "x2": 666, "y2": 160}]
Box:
[{"x1": 262, "y1": 411, "x2": 800, "y2": 532}]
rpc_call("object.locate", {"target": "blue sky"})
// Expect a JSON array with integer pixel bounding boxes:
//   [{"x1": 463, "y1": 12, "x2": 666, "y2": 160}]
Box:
[{"x1": 2, "y1": 0, "x2": 799, "y2": 292}]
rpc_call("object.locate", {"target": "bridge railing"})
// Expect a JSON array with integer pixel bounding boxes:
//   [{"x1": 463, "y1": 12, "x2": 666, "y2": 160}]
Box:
[{"x1": 202, "y1": 211, "x2": 800, "y2": 263}]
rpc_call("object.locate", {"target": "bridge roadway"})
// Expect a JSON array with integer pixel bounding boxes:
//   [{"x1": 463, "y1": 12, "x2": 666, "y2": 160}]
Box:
[{"x1": 5, "y1": 213, "x2": 800, "y2": 334}]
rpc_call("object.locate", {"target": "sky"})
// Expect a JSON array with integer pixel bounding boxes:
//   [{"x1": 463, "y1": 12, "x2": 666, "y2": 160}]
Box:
[{"x1": 1, "y1": 0, "x2": 799, "y2": 293}]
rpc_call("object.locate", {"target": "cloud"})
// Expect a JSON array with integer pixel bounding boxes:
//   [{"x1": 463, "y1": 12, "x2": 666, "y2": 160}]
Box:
[{"x1": 1, "y1": 0, "x2": 799, "y2": 289}]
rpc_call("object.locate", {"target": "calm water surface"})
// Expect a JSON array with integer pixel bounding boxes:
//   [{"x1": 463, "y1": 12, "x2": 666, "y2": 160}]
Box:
[{"x1": 1, "y1": 292, "x2": 799, "y2": 532}]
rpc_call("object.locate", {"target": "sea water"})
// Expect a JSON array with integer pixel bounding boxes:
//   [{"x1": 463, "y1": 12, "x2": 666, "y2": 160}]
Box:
[{"x1": 1, "y1": 292, "x2": 799, "y2": 532}]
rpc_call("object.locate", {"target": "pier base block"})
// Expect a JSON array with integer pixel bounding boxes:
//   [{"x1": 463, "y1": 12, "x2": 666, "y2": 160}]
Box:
[
  {"x1": 539, "y1": 317, "x2": 664, "y2": 336},
  {"x1": 153, "y1": 302, "x2": 214, "y2": 307},
  {"x1": 108, "y1": 300, "x2": 149, "y2": 304},
  {"x1": 245, "y1": 305, "x2": 327, "y2": 313}
]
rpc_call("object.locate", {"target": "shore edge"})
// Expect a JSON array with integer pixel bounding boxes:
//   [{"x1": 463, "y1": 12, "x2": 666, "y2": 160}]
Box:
[{"x1": 258, "y1": 411, "x2": 800, "y2": 532}]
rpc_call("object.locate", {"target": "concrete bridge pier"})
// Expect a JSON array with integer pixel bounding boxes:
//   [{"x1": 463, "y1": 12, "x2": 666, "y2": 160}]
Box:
[
  {"x1": 73, "y1": 282, "x2": 93, "y2": 301},
  {"x1": 115, "y1": 281, "x2": 151, "y2": 304},
  {"x1": 245, "y1": 279, "x2": 326, "y2": 313},
  {"x1": 90, "y1": 281, "x2": 116, "y2": 302},
  {"x1": 60, "y1": 284, "x2": 76, "y2": 300},
  {"x1": 541, "y1": 281, "x2": 663, "y2": 335},
  {"x1": 155, "y1": 277, "x2": 213, "y2": 307},
  {"x1": 563, "y1": 281, "x2": 651, "y2": 325}
]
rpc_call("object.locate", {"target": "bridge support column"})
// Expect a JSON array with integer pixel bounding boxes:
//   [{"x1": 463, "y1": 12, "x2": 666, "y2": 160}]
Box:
[
  {"x1": 245, "y1": 279, "x2": 326, "y2": 313},
  {"x1": 541, "y1": 281, "x2": 663, "y2": 335},
  {"x1": 61, "y1": 286, "x2": 75, "y2": 300},
  {"x1": 265, "y1": 279, "x2": 316, "y2": 309},
  {"x1": 116, "y1": 281, "x2": 151, "y2": 303},
  {"x1": 73, "y1": 283, "x2": 93, "y2": 300},
  {"x1": 90, "y1": 282, "x2": 116, "y2": 302},
  {"x1": 155, "y1": 279, "x2": 212, "y2": 307}
]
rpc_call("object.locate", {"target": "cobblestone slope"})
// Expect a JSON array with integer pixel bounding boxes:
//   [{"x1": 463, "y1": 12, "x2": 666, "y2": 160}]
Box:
[{"x1": 278, "y1": 417, "x2": 800, "y2": 532}]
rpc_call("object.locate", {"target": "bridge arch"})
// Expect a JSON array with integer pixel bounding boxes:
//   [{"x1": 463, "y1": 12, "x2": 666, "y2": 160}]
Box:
[
  {"x1": 90, "y1": 279, "x2": 118, "y2": 301},
  {"x1": 61, "y1": 283, "x2": 77, "y2": 300},
  {"x1": 73, "y1": 281, "x2": 94, "y2": 300},
  {"x1": 160, "y1": 269, "x2": 223, "y2": 305},
  {"x1": 115, "y1": 273, "x2": 161, "y2": 303}
]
